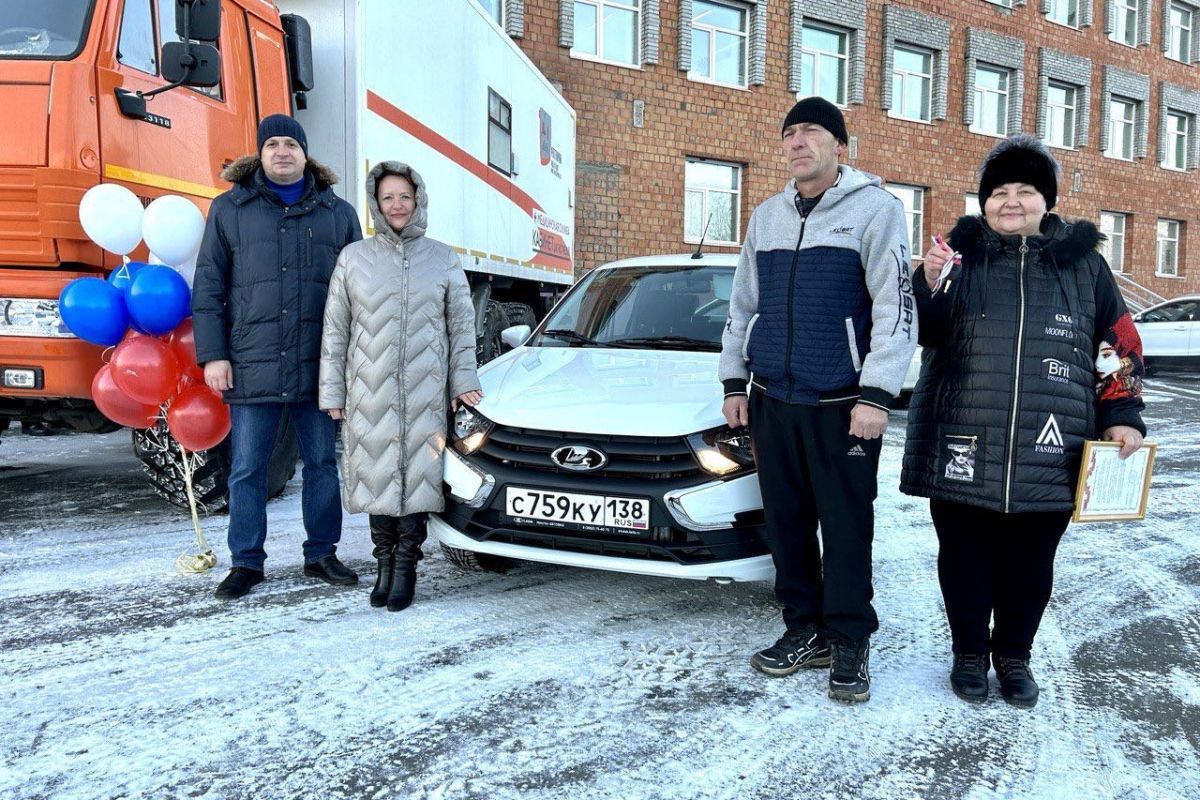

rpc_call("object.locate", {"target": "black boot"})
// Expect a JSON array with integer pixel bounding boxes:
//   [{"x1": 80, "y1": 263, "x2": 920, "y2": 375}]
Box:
[
  {"x1": 828, "y1": 638, "x2": 871, "y2": 703},
  {"x1": 214, "y1": 567, "x2": 264, "y2": 600},
  {"x1": 369, "y1": 515, "x2": 399, "y2": 608},
  {"x1": 995, "y1": 656, "x2": 1039, "y2": 708},
  {"x1": 387, "y1": 514, "x2": 428, "y2": 612},
  {"x1": 949, "y1": 653, "x2": 990, "y2": 703}
]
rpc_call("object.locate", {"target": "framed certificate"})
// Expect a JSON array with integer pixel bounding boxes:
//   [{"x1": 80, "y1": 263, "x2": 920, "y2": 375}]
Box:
[{"x1": 1073, "y1": 440, "x2": 1156, "y2": 523}]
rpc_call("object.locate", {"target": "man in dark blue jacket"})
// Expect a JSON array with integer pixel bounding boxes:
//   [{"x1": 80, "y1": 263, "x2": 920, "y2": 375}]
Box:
[{"x1": 192, "y1": 115, "x2": 363, "y2": 600}]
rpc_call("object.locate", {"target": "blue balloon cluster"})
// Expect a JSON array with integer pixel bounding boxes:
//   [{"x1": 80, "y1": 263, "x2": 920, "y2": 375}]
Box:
[{"x1": 59, "y1": 263, "x2": 191, "y2": 345}]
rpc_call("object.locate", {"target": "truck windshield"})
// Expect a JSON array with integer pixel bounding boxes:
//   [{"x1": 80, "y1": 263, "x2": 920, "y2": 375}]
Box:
[
  {"x1": 0, "y1": 2, "x2": 93, "y2": 59},
  {"x1": 535, "y1": 264, "x2": 734, "y2": 352}
]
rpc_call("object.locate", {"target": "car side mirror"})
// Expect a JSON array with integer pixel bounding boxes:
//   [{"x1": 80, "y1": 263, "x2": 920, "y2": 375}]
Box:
[
  {"x1": 175, "y1": 0, "x2": 221, "y2": 42},
  {"x1": 161, "y1": 41, "x2": 221, "y2": 87},
  {"x1": 501, "y1": 325, "x2": 532, "y2": 349}
]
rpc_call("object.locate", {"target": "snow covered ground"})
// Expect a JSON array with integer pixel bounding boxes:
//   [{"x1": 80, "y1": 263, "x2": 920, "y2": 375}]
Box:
[{"x1": 1, "y1": 376, "x2": 1198, "y2": 800}]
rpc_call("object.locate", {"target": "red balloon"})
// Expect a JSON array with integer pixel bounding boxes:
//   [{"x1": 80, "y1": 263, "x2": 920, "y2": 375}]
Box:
[
  {"x1": 110, "y1": 335, "x2": 181, "y2": 405},
  {"x1": 168, "y1": 319, "x2": 198, "y2": 367},
  {"x1": 179, "y1": 363, "x2": 205, "y2": 391},
  {"x1": 167, "y1": 385, "x2": 231, "y2": 451},
  {"x1": 91, "y1": 365, "x2": 159, "y2": 429}
]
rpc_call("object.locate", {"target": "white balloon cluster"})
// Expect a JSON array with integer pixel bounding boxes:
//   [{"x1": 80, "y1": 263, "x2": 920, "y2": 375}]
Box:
[{"x1": 78, "y1": 184, "x2": 206, "y2": 287}]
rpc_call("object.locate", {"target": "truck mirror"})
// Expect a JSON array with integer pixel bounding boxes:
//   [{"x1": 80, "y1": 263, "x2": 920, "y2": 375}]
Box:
[
  {"x1": 161, "y1": 42, "x2": 221, "y2": 88},
  {"x1": 281, "y1": 15, "x2": 315, "y2": 93},
  {"x1": 176, "y1": 0, "x2": 221, "y2": 43}
]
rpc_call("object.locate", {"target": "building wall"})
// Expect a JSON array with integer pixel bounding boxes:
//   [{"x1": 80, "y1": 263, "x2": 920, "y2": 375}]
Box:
[{"x1": 514, "y1": 0, "x2": 1200, "y2": 301}]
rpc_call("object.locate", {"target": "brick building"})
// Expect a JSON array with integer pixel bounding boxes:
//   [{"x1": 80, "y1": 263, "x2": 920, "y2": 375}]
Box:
[{"x1": 483, "y1": 0, "x2": 1200, "y2": 301}]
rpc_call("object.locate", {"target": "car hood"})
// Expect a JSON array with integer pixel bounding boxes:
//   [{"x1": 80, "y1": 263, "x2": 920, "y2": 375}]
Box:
[{"x1": 474, "y1": 346, "x2": 725, "y2": 437}]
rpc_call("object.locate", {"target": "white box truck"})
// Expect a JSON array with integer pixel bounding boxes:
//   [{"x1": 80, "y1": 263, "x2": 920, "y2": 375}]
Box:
[{"x1": 278, "y1": 0, "x2": 577, "y2": 359}]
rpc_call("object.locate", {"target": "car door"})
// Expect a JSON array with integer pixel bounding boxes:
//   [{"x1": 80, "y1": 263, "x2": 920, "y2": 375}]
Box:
[{"x1": 1137, "y1": 301, "x2": 1196, "y2": 359}]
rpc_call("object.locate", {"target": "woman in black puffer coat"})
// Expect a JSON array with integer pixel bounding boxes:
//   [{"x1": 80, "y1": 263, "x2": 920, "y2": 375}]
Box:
[{"x1": 901, "y1": 134, "x2": 1147, "y2": 708}]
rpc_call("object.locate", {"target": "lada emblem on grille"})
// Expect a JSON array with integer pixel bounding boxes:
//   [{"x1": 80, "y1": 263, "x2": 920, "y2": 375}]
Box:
[{"x1": 550, "y1": 445, "x2": 608, "y2": 472}]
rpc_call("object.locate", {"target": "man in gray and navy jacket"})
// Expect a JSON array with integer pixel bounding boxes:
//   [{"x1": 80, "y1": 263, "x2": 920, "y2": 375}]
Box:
[{"x1": 719, "y1": 98, "x2": 917, "y2": 703}]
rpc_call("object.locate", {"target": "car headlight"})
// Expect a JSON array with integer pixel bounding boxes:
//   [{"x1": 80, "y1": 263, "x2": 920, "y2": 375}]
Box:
[
  {"x1": 687, "y1": 426, "x2": 755, "y2": 477},
  {"x1": 452, "y1": 406, "x2": 494, "y2": 455},
  {"x1": 0, "y1": 298, "x2": 73, "y2": 338}
]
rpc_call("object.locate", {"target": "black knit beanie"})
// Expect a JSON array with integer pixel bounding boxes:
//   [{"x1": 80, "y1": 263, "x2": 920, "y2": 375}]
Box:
[
  {"x1": 978, "y1": 133, "x2": 1060, "y2": 210},
  {"x1": 257, "y1": 114, "x2": 308, "y2": 156},
  {"x1": 781, "y1": 97, "x2": 849, "y2": 144}
]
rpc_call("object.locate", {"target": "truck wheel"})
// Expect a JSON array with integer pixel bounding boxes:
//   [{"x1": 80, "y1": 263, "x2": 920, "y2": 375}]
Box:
[
  {"x1": 131, "y1": 410, "x2": 299, "y2": 512},
  {"x1": 476, "y1": 299, "x2": 508, "y2": 364},
  {"x1": 501, "y1": 302, "x2": 537, "y2": 330},
  {"x1": 439, "y1": 543, "x2": 514, "y2": 574}
]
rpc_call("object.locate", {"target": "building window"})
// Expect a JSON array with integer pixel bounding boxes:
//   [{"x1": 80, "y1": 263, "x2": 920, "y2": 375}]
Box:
[
  {"x1": 1047, "y1": 82, "x2": 1078, "y2": 149},
  {"x1": 1169, "y1": 3, "x2": 1194, "y2": 62},
  {"x1": 965, "y1": 192, "x2": 979, "y2": 215},
  {"x1": 573, "y1": 0, "x2": 640, "y2": 65},
  {"x1": 1111, "y1": 0, "x2": 1139, "y2": 46},
  {"x1": 685, "y1": 160, "x2": 741, "y2": 245},
  {"x1": 1163, "y1": 110, "x2": 1192, "y2": 170},
  {"x1": 886, "y1": 184, "x2": 925, "y2": 260},
  {"x1": 800, "y1": 23, "x2": 849, "y2": 105},
  {"x1": 891, "y1": 46, "x2": 933, "y2": 122},
  {"x1": 487, "y1": 90, "x2": 512, "y2": 175},
  {"x1": 972, "y1": 65, "x2": 1010, "y2": 137},
  {"x1": 1048, "y1": 0, "x2": 1080, "y2": 26},
  {"x1": 1100, "y1": 212, "x2": 1127, "y2": 272},
  {"x1": 1156, "y1": 219, "x2": 1181, "y2": 277},
  {"x1": 478, "y1": 0, "x2": 505, "y2": 25},
  {"x1": 689, "y1": 1, "x2": 749, "y2": 87},
  {"x1": 1106, "y1": 97, "x2": 1137, "y2": 160}
]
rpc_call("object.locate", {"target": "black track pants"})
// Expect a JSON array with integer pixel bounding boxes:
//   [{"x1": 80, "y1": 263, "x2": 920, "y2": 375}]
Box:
[{"x1": 750, "y1": 391, "x2": 882, "y2": 642}]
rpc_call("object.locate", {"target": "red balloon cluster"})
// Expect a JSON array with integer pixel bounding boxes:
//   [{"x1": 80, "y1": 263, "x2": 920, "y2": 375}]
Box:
[{"x1": 91, "y1": 319, "x2": 230, "y2": 452}]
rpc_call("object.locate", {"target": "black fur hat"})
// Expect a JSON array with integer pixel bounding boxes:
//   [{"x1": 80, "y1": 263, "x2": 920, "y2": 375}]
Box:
[{"x1": 978, "y1": 133, "x2": 1060, "y2": 210}]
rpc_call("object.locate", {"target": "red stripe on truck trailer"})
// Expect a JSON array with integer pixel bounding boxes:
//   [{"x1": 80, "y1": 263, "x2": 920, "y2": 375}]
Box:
[{"x1": 367, "y1": 90, "x2": 541, "y2": 218}]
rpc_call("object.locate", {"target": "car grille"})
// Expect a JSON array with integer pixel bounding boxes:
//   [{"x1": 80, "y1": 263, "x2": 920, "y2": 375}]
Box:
[{"x1": 477, "y1": 425, "x2": 702, "y2": 480}]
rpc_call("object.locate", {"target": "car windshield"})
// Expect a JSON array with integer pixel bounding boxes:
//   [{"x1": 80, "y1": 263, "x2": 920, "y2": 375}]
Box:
[
  {"x1": 0, "y1": 2, "x2": 93, "y2": 59},
  {"x1": 535, "y1": 264, "x2": 734, "y2": 352}
]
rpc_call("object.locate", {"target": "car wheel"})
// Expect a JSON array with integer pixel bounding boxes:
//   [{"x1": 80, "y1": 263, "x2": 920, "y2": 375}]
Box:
[{"x1": 439, "y1": 543, "x2": 514, "y2": 574}]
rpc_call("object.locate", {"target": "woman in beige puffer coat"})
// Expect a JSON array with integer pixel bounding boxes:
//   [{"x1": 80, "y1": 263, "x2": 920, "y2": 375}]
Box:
[{"x1": 319, "y1": 162, "x2": 482, "y2": 611}]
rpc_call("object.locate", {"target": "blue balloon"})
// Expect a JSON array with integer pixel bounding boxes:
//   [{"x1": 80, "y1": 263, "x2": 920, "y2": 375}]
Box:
[
  {"x1": 126, "y1": 266, "x2": 191, "y2": 335},
  {"x1": 58, "y1": 278, "x2": 130, "y2": 346},
  {"x1": 106, "y1": 261, "x2": 149, "y2": 294}
]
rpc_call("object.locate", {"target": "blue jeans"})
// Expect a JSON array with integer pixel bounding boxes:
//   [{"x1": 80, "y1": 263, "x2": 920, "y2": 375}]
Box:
[{"x1": 226, "y1": 401, "x2": 342, "y2": 570}]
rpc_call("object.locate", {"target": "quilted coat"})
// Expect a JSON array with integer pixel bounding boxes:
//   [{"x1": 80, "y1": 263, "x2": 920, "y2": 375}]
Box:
[{"x1": 318, "y1": 162, "x2": 481, "y2": 516}]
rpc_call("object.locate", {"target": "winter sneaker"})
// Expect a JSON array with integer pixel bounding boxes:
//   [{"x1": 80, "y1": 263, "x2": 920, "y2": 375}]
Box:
[
  {"x1": 949, "y1": 653, "x2": 990, "y2": 703},
  {"x1": 750, "y1": 626, "x2": 831, "y2": 677},
  {"x1": 214, "y1": 567, "x2": 264, "y2": 600},
  {"x1": 303, "y1": 554, "x2": 359, "y2": 586},
  {"x1": 995, "y1": 656, "x2": 1039, "y2": 708},
  {"x1": 828, "y1": 638, "x2": 871, "y2": 703}
]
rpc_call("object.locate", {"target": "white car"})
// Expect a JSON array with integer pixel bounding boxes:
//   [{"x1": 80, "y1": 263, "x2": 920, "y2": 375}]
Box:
[
  {"x1": 1134, "y1": 295, "x2": 1200, "y2": 370},
  {"x1": 432, "y1": 253, "x2": 775, "y2": 583}
]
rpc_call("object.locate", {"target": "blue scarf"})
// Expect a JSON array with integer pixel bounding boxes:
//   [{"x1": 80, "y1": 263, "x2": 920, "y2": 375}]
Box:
[{"x1": 264, "y1": 175, "x2": 306, "y2": 206}]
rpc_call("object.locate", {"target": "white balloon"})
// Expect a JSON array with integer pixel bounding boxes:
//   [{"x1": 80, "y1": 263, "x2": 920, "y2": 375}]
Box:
[
  {"x1": 142, "y1": 195, "x2": 206, "y2": 267},
  {"x1": 78, "y1": 183, "x2": 144, "y2": 256},
  {"x1": 152, "y1": 251, "x2": 198, "y2": 288}
]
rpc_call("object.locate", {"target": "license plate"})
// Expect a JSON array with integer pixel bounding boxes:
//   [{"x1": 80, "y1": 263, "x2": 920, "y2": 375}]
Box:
[{"x1": 505, "y1": 487, "x2": 650, "y2": 533}]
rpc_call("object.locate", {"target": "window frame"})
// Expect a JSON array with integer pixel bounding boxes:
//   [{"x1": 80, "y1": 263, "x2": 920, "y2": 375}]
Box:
[
  {"x1": 1106, "y1": 97, "x2": 1137, "y2": 161},
  {"x1": 1163, "y1": 109, "x2": 1192, "y2": 171},
  {"x1": 1156, "y1": 218, "x2": 1182, "y2": 277},
  {"x1": 1046, "y1": 82, "x2": 1078, "y2": 150},
  {"x1": 1111, "y1": 0, "x2": 1140, "y2": 47},
  {"x1": 885, "y1": 183, "x2": 925, "y2": 262},
  {"x1": 688, "y1": 0, "x2": 750, "y2": 88},
  {"x1": 799, "y1": 22, "x2": 850, "y2": 107},
  {"x1": 683, "y1": 158, "x2": 743, "y2": 247},
  {"x1": 890, "y1": 44, "x2": 934, "y2": 123},
  {"x1": 1169, "y1": 2, "x2": 1194, "y2": 62},
  {"x1": 571, "y1": 0, "x2": 642, "y2": 68},
  {"x1": 1048, "y1": 0, "x2": 1080, "y2": 27},
  {"x1": 1099, "y1": 212, "x2": 1128, "y2": 273},
  {"x1": 971, "y1": 63, "x2": 1011, "y2": 138},
  {"x1": 476, "y1": 0, "x2": 506, "y2": 25},
  {"x1": 117, "y1": 0, "x2": 159, "y2": 76},
  {"x1": 487, "y1": 88, "x2": 513, "y2": 177}
]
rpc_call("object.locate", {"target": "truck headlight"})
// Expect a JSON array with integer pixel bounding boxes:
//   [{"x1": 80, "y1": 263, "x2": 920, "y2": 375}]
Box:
[
  {"x1": 452, "y1": 406, "x2": 494, "y2": 455},
  {"x1": 687, "y1": 426, "x2": 755, "y2": 477},
  {"x1": 0, "y1": 299, "x2": 73, "y2": 338}
]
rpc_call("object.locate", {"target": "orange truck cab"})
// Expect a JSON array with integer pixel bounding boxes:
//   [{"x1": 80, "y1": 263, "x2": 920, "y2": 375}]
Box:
[{"x1": 0, "y1": 0, "x2": 306, "y2": 432}]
